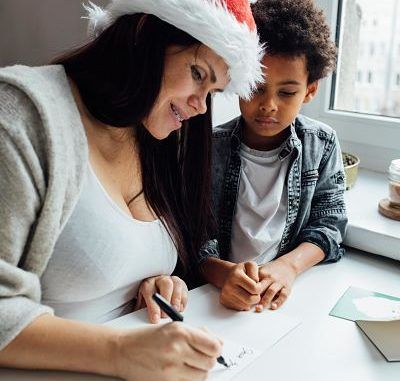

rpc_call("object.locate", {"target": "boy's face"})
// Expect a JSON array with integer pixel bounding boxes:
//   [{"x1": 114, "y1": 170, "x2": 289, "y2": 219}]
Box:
[{"x1": 239, "y1": 54, "x2": 318, "y2": 150}]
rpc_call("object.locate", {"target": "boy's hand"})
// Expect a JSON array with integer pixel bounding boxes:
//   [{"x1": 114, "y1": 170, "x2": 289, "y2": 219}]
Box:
[
  {"x1": 255, "y1": 258, "x2": 297, "y2": 311},
  {"x1": 220, "y1": 261, "x2": 263, "y2": 311}
]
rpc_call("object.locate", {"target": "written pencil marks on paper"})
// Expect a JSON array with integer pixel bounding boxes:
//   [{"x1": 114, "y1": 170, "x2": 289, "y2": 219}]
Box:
[
  {"x1": 208, "y1": 340, "x2": 260, "y2": 381},
  {"x1": 225, "y1": 347, "x2": 255, "y2": 368}
]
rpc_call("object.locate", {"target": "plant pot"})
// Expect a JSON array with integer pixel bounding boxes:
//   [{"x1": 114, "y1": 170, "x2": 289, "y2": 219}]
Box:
[{"x1": 342, "y1": 152, "x2": 360, "y2": 190}]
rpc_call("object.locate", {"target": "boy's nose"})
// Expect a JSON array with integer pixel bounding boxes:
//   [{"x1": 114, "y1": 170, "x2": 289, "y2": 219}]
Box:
[{"x1": 259, "y1": 96, "x2": 277, "y2": 113}]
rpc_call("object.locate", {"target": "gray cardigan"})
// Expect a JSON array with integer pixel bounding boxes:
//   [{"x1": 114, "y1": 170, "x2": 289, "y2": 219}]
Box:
[{"x1": 0, "y1": 65, "x2": 88, "y2": 350}]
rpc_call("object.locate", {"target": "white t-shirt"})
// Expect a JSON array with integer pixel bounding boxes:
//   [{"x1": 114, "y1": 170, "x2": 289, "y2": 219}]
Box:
[
  {"x1": 41, "y1": 164, "x2": 177, "y2": 323},
  {"x1": 231, "y1": 143, "x2": 290, "y2": 265}
]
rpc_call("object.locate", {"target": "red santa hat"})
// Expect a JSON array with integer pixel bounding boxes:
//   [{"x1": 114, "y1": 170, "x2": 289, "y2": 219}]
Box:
[{"x1": 84, "y1": 0, "x2": 264, "y2": 99}]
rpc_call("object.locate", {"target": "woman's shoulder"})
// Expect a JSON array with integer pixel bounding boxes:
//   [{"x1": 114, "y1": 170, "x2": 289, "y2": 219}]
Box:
[
  {"x1": 0, "y1": 81, "x2": 38, "y2": 125},
  {"x1": 0, "y1": 65, "x2": 69, "y2": 124},
  {"x1": 0, "y1": 64, "x2": 66, "y2": 85},
  {"x1": 0, "y1": 64, "x2": 67, "y2": 99},
  {"x1": 0, "y1": 64, "x2": 87, "y2": 153},
  {"x1": 0, "y1": 64, "x2": 88, "y2": 200}
]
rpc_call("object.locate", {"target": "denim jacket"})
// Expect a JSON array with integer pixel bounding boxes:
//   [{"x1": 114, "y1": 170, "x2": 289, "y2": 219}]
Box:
[{"x1": 200, "y1": 114, "x2": 347, "y2": 264}]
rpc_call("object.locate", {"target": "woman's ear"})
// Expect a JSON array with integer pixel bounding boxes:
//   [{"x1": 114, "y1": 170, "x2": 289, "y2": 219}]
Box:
[{"x1": 303, "y1": 81, "x2": 319, "y2": 104}]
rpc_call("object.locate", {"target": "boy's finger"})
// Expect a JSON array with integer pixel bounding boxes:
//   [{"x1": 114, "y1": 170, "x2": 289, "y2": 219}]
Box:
[
  {"x1": 244, "y1": 261, "x2": 259, "y2": 282},
  {"x1": 227, "y1": 285, "x2": 261, "y2": 308},
  {"x1": 271, "y1": 287, "x2": 289, "y2": 310},
  {"x1": 236, "y1": 272, "x2": 261, "y2": 295},
  {"x1": 261, "y1": 282, "x2": 282, "y2": 308},
  {"x1": 258, "y1": 277, "x2": 273, "y2": 294},
  {"x1": 254, "y1": 303, "x2": 264, "y2": 313}
]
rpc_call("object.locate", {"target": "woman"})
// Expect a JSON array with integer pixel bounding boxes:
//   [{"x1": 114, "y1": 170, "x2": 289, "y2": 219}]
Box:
[{"x1": 0, "y1": 0, "x2": 263, "y2": 380}]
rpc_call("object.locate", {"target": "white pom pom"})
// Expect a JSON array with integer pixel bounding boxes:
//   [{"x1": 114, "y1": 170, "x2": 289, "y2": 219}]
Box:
[{"x1": 82, "y1": 1, "x2": 111, "y2": 38}]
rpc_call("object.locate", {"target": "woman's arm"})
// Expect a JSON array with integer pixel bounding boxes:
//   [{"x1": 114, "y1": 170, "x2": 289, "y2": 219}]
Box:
[
  {"x1": 0, "y1": 314, "x2": 222, "y2": 381},
  {"x1": 0, "y1": 314, "x2": 117, "y2": 376}
]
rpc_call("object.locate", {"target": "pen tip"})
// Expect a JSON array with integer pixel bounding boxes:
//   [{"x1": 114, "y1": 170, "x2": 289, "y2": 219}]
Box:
[{"x1": 218, "y1": 356, "x2": 229, "y2": 368}]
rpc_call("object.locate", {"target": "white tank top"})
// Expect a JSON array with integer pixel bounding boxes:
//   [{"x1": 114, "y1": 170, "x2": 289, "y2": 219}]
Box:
[
  {"x1": 231, "y1": 143, "x2": 289, "y2": 265},
  {"x1": 41, "y1": 164, "x2": 177, "y2": 323}
]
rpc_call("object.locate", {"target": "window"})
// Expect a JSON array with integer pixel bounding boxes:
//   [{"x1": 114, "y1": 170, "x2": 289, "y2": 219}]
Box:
[
  {"x1": 367, "y1": 71, "x2": 373, "y2": 84},
  {"x1": 359, "y1": 43, "x2": 364, "y2": 56},
  {"x1": 334, "y1": 0, "x2": 399, "y2": 118},
  {"x1": 303, "y1": 0, "x2": 400, "y2": 172},
  {"x1": 380, "y1": 42, "x2": 386, "y2": 55},
  {"x1": 369, "y1": 43, "x2": 375, "y2": 57}
]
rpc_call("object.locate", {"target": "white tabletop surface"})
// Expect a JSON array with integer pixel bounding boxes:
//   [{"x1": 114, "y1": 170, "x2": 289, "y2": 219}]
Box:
[{"x1": 1, "y1": 248, "x2": 399, "y2": 381}]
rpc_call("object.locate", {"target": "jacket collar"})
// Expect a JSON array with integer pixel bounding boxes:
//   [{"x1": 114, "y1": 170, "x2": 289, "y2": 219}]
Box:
[{"x1": 231, "y1": 117, "x2": 301, "y2": 160}]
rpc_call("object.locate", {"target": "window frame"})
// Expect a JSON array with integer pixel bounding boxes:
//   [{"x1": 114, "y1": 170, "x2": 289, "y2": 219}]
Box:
[{"x1": 303, "y1": 0, "x2": 400, "y2": 172}]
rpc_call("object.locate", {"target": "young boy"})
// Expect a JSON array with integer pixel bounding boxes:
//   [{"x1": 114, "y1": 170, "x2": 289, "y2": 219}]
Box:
[{"x1": 200, "y1": 0, "x2": 347, "y2": 311}]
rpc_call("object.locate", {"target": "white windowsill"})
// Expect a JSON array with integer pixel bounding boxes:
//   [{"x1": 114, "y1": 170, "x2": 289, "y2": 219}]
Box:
[{"x1": 344, "y1": 168, "x2": 400, "y2": 261}]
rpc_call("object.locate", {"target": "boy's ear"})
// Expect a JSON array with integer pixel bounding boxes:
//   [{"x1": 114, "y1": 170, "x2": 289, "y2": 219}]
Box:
[{"x1": 303, "y1": 81, "x2": 319, "y2": 104}]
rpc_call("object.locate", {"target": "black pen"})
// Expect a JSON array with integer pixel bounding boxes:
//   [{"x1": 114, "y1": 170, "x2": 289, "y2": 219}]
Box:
[{"x1": 152, "y1": 293, "x2": 229, "y2": 368}]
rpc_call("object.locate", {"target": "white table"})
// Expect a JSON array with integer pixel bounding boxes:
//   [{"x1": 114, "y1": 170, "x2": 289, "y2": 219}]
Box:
[{"x1": 1, "y1": 248, "x2": 399, "y2": 381}]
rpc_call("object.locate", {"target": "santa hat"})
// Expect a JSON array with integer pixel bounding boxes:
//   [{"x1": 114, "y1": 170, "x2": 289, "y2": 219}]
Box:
[{"x1": 84, "y1": 0, "x2": 264, "y2": 99}]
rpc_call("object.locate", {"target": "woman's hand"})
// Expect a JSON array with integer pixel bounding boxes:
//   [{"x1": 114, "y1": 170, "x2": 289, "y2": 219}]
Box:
[
  {"x1": 255, "y1": 258, "x2": 297, "y2": 311},
  {"x1": 220, "y1": 261, "x2": 263, "y2": 311},
  {"x1": 115, "y1": 322, "x2": 222, "y2": 381},
  {"x1": 135, "y1": 275, "x2": 188, "y2": 323}
]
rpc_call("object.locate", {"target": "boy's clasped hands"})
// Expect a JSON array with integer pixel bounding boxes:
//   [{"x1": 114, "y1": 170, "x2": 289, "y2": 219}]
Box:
[
  {"x1": 220, "y1": 259, "x2": 298, "y2": 312},
  {"x1": 134, "y1": 256, "x2": 299, "y2": 324}
]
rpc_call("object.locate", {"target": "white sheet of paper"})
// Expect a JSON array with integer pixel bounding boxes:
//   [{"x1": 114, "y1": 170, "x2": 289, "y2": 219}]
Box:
[
  {"x1": 109, "y1": 285, "x2": 301, "y2": 380},
  {"x1": 182, "y1": 286, "x2": 301, "y2": 353}
]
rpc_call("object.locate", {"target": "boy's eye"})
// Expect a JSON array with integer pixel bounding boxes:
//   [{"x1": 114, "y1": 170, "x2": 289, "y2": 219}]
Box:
[
  {"x1": 255, "y1": 87, "x2": 265, "y2": 94},
  {"x1": 279, "y1": 91, "x2": 297, "y2": 97},
  {"x1": 191, "y1": 66, "x2": 203, "y2": 81}
]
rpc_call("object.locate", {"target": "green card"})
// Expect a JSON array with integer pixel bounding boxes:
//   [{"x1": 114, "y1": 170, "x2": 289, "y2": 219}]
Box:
[{"x1": 329, "y1": 286, "x2": 400, "y2": 322}]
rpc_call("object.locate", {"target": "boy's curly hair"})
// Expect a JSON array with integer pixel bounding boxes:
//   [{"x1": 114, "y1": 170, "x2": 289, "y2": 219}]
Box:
[{"x1": 252, "y1": 0, "x2": 337, "y2": 83}]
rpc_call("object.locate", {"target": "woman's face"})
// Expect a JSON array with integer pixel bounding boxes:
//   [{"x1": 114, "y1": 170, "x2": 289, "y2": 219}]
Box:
[{"x1": 143, "y1": 44, "x2": 229, "y2": 139}]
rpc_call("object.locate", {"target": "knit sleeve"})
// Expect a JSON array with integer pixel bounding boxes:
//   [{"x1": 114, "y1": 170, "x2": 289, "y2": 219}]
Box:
[{"x1": 0, "y1": 86, "x2": 54, "y2": 351}]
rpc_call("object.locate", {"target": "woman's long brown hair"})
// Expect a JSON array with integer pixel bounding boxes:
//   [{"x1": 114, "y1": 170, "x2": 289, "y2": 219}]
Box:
[{"x1": 54, "y1": 14, "x2": 215, "y2": 286}]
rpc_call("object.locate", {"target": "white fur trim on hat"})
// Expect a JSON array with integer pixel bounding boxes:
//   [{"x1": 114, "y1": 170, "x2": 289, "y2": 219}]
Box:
[{"x1": 83, "y1": 0, "x2": 264, "y2": 99}]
